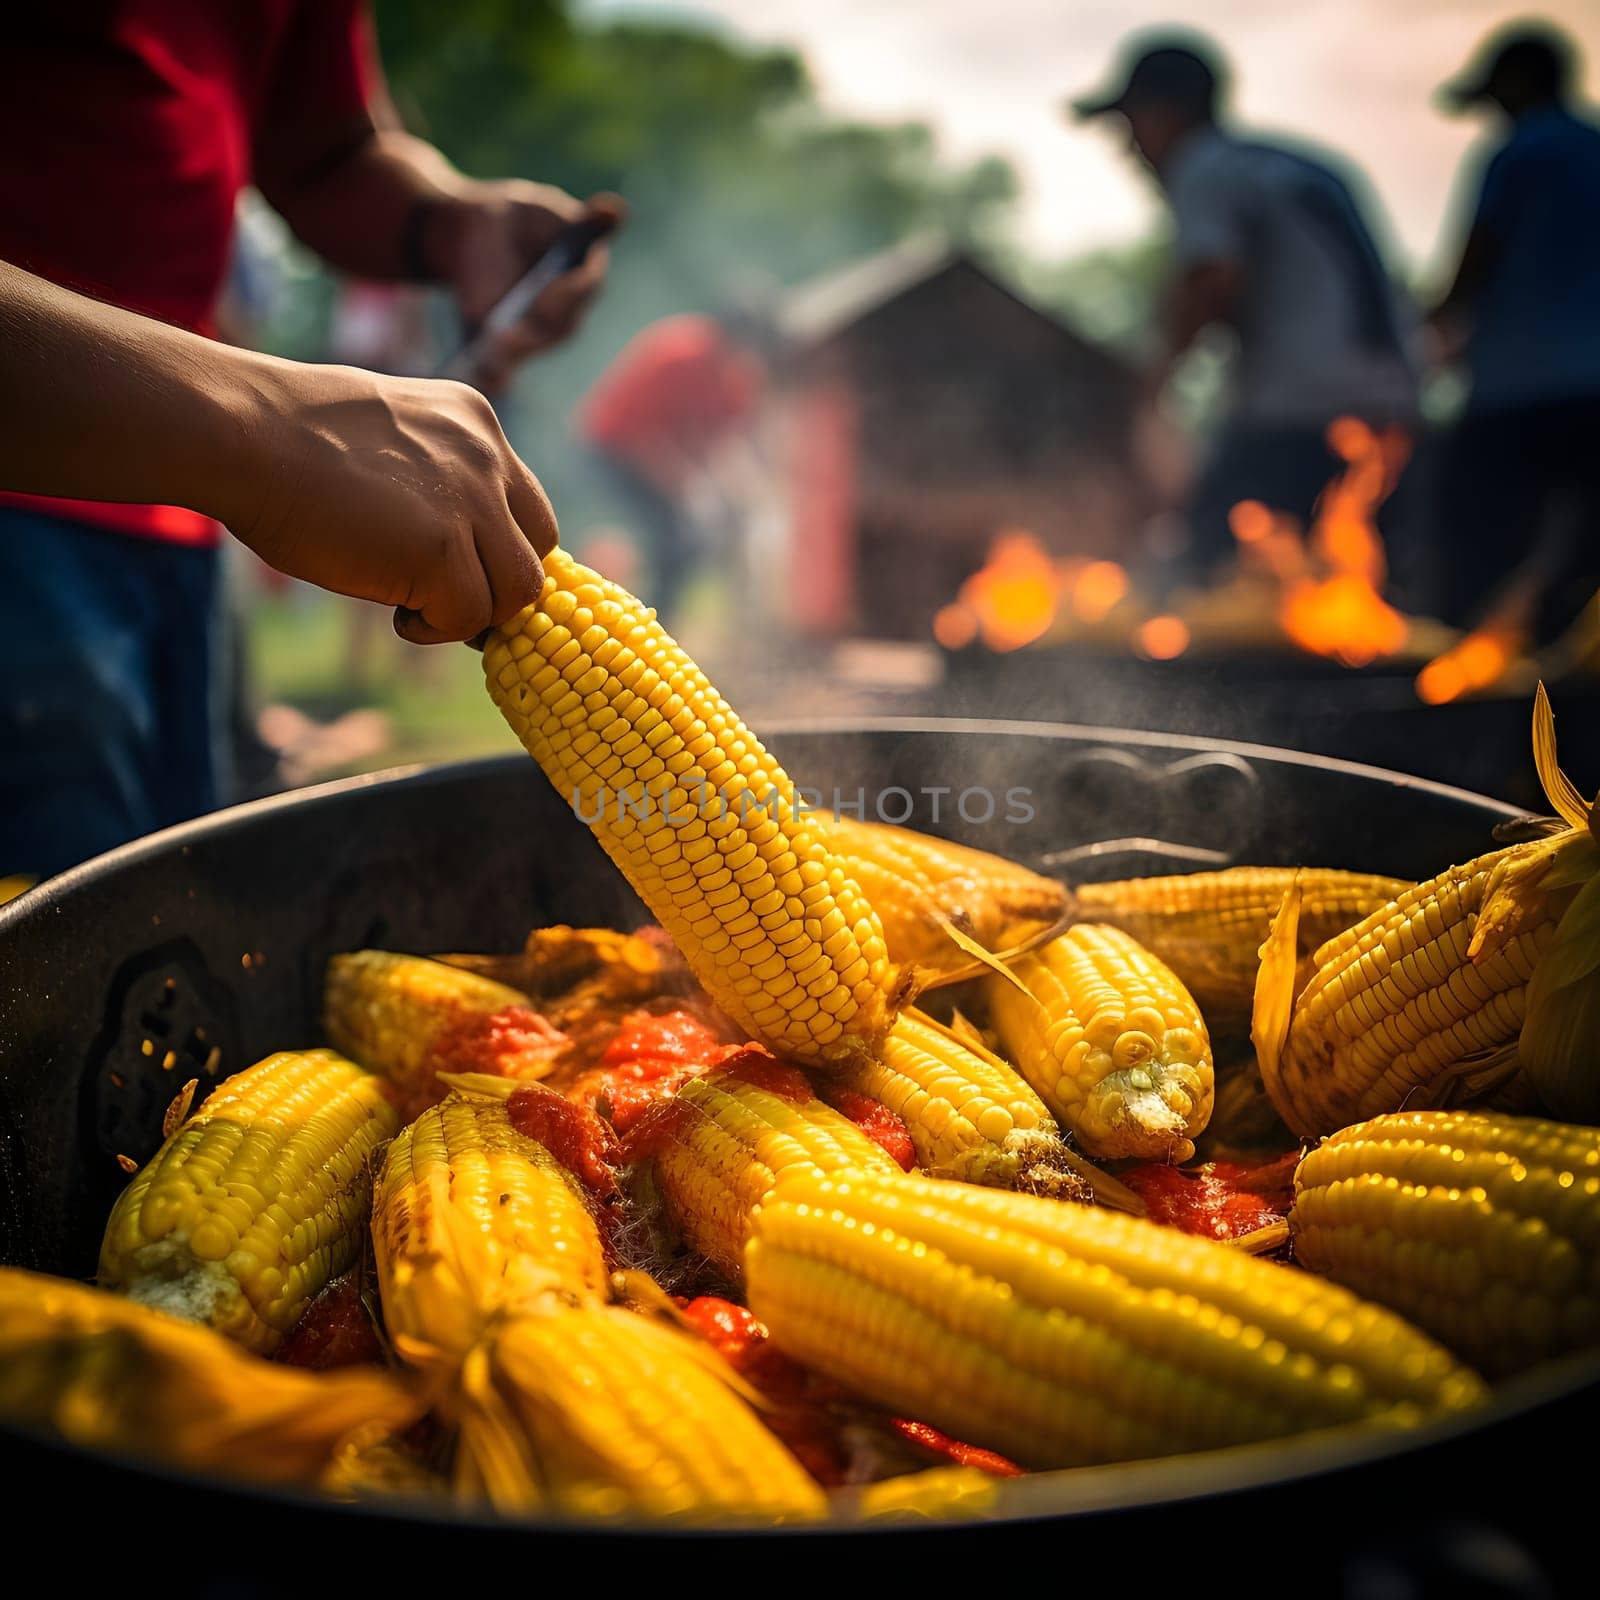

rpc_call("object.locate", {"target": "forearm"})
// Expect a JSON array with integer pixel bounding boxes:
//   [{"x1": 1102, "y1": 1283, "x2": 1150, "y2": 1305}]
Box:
[
  {"x1": 259, "y1": 127, "x2": 480, "y2": 282},
  {"x1": 0, "y1": 259, "x2": 257, "y2": 517}
]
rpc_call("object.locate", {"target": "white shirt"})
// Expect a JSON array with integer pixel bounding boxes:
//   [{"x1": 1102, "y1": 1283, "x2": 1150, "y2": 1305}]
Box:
[{"x1": 1164, "y1": 127, "x2": 1419, "y2": 427}]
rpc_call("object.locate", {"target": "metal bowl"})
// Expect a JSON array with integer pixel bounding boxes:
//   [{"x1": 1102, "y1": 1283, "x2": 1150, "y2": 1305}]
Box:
[{"x1": 1, "y1": 720, "x2": 1590, "y2": 1581}]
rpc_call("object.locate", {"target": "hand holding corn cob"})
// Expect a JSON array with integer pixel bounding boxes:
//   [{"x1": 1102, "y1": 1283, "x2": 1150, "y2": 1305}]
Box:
[{"x1": 483, "y1": 551, "x2": 903, "y2": 1067}]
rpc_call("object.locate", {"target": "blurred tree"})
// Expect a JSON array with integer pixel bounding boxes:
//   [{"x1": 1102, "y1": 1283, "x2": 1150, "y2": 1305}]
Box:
[
  {"x1": 262, "y1": 2, "x2": 1016, "y2": 531},
  {"x1": 374, "y1": 1, "x2": 1017, "y2": 313}
]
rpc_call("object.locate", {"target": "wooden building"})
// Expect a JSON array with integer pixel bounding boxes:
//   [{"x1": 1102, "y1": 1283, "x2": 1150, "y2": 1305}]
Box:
[{"x1": 778, "y1": 236, "x2": 1151, "y2": 638}]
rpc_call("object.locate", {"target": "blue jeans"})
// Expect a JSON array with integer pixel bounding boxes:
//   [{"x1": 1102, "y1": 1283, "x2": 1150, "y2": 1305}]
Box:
[{"x1": 0, "y1": 510, "x2": 224, "y2": 879}]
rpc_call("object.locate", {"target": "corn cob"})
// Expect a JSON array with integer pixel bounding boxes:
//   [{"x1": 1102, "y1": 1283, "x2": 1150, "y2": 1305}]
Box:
[
  {"x1": 820, "y1": 816, "x2": 1067, "y2": 972},
  {"x1": 0, "y1": 1268, "x2": 418, "y2": 1483},
  {"x1": 838, "y1": 1011, "x2": 1088, "y2": 1198},
  {"x1": 1291, "y1": 1109, "x2": 1600, "y2": 1377},
  {"x1": 324, "y1": 950, "x2": 558, "y2": 1110},
  {"x1": 483, "y1": 551, "x2": 900, "y2": 1067},
  {"x1": 1255, "y1": 852, "x2": 1562, "y2": 1139},
  {"x1": 635, "y1": 1053, "x2": 899, "y2": 1285},
  {"x1": 372, "y1": 1091, "x2": 608, "y2": 1361},
  {"x1": 1074, "y1": 866, "x2": 1410, "y2": 1019},
  {"x1": 1257, "y1": 689, "x2": 1600, "y2": 1136},
  {"x1": 372, "y1": 1091, "x2": 822, "y2": 1521},
  {"x1": 984, "y1": 925, "x2": 1213, "y2": 1161},
  {"x1": 98, "y1": 1050, "x2": 398, "y2": 1354},
  {"x1": 745, "y1": 1167, "x2": 1485, "y2": 1470},
  {"x1": 454, "y1": 1301, "x2": 826, "y2": 1521}
]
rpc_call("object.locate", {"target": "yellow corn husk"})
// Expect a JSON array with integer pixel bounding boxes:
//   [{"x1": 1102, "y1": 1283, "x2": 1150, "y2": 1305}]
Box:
[
  {"x1": 746, "y1": 1167, "x2": 1484, "y2": 1471},
  {"x1": 1258, "y1": 689, "x2": 1600, "y2": 1137},
  {"x1": 372, "y1": 1091, "x2": 608, "y2": 1361},
  {"x1": 821, "y1": 816, "x2": 1068, "y2": 970},
  {"x1": 1255, "y1": 851, "x2": 1564, "y2": 1140},
  {"x1": 373, "y1": 1094, "x2": 822, "y2": 1524},
  {"x1": 984, "y1": 925, "x2": 1213, "y2": 1161},
  {"x1": 1291, "y1": 1109, "x2": 1600, "y2": 1377},
  {"x1": 324, "y1": 950, "x2": 554, "y2": 1103},
  {"x1": 483, "y1": 550, "x2": 899, "y2": 1067},
  {"x1": 1520, "y1": 864, "x2": 1600, "y2": 1119},
  {"x1": 322, "y1": 1434, "x2": 445, "y2": 1500},
  {"x1": 840, "y1": 1011, "x2": 1088, "y2": 1199},
  {"x1": 1074, "y1": 866, "x2": 1410, "y2": 1019},
  {"x1": 454, "y1": 1301, "x2": 825, "y2": 1522},
  {"x1": 98, "y1": 1049, "x2": 398, "y2": 1354},
  {"x1": 641, "y1": 1058, "x2": 900, "y2": 1285},
  {"x1": 849, "y1": 1466, "x2": 1004, "y2": 1523},
  {"x1": 0, "y1": 1268, "x2": 418, "y2": 1483}
]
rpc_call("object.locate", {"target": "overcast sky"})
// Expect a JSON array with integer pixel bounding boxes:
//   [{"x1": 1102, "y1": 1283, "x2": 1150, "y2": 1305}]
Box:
[{"x1": 588, "y1": 1, "x2": 1600, "y2": 282}]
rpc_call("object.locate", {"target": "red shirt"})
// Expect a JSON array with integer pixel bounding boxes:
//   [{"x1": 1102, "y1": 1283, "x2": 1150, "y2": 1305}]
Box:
[
  {"x1": 0, "y1": 4, "x2": 376, "y2": 545},
  {"x1": 577, "y1": 315, "x2": 761, "y2": 491}
]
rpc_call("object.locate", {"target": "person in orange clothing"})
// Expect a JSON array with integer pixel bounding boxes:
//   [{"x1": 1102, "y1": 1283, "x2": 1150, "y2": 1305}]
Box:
[
  {"x1": 576, "y1": 315, "x2": 764, "y2": 625},
  {"x1": 0, "y1": 6, "x2": 622, "y2": 877}
]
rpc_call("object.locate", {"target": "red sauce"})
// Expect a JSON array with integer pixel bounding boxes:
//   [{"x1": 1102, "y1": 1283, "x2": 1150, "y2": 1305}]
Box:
[
  {"x1": 678, "y1": 1298, "x2": 1025, "y2": 1486},
  {"x1": 569, "y1": 1007, "x2": 744, "y2": 1134},
  {"x1": 817, "y1": 1085, "x2": 916, "y2": 1170},
  {"x1": 679, "y1": 1297, "x2": 851, "y2": 1484},
  {"x1": 888, "y1": 1418, "x2": 1024, "y2": 1477},
  {"x1": 275, "y1": 1270, "x2": 383, "y2": 1370},
  {"x1": 430, "y1": 1005, "x2": 567, "y2": 1082},
  {"x1": 507, "y1": 1083, "x2": 623, "y2": 1203},
  {"x1": 600, "y1": 1007, "x2": 726, "y2": 1069},
  {"x1": 720, "y1": 1048, "x2": 814, "y2": 1105},
  {"x1": 1119, "y1": 1152, "x2": 1300, "y2": 1241}
]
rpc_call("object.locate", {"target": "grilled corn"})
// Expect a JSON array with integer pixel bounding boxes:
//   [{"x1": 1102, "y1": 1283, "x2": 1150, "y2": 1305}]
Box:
[
  {"x1": 746, "y1": 1167, "x2": 1485, "y2": 1469},
  {"x1": 483, "y1": 551, "x2": 900, "y2": 1067},
  {"x1": 1074, "y1": 865, "x2": 1410, "y2": 1018},
  {"x1": 985, "y1": 925, "x2": 1213, "y2": 1161},
  {"x1": 1291, "y1": 1109, "x2": 1600, "y2": 1376},
  {"x1": 98, "y1": 1049, "x2": 398, "y2": 1354}
]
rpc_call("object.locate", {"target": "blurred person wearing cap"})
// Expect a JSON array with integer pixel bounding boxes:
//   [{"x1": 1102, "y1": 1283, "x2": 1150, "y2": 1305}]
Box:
[
  {"x1": 1428, "y1": 21, "x2": 1600, "y2": 647},
  {"x1": 1073, "y1": 33, "x2": 1418, "y2": 586},
  {"x1": 0, "y1": 7, "x2": 624, "y2": 879}
]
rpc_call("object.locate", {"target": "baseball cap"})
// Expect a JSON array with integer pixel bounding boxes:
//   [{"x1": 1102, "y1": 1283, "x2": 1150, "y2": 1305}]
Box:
[
  {"x1": 1438, "y1": 21, "x2": 1574, "y2": 111},
  {"x1": 1071, "y1": 35, "x2": 1223, "y2": 121}
]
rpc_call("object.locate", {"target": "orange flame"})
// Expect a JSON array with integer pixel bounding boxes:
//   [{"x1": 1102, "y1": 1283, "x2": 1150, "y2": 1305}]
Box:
[
  {"x1": 1252, "y1": 417, "x2": 1411, "y2": 668},
  {"x1": 1071, "y1": 560, "x2": 1129, "y2": 624},
  {"x1": 934, "y1": 529, "x2": 1066, "y2": 654},
  {"x1": 1415, "y1": 626, "x2": 1520, "y2": 705},
  {"x1": 1135, "y1": 615, "x2": 1191, "y2": 660}
]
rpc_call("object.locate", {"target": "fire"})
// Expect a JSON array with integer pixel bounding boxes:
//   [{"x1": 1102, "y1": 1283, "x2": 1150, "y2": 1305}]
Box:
[
  {"x1": 932, "y1": 603, "x2": 977, "y2": 651},
  {"x1": 1251, "y1": 417, "x2": 1411, "y2": 668},
  {"x1": 1415, "y1": 626, "x2": 1520, "y2": 705},
  {"x1": 1227, "y1": 500, "x2": 1274, "y2": 545},
  {"x1": 1070, "y1": 560, "x2": 1128, "y2": 623},
  {"x1": 935, "y1": 529, "x2": 1065, "y2": 654},
  {"x1": 1135, "y1": 615, "x2": 1191, "y2": 660}
]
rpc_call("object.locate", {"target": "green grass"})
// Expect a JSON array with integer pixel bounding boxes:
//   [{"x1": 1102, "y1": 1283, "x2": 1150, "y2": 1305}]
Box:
[{"x1": 247, "y1": 592, "x2": 512, "y2": 773}]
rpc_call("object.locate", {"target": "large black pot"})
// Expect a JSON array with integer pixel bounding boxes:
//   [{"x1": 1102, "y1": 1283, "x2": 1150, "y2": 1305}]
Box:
[{"x1": 0, "y1": 720, "x2": 1590, "y2": 1588}]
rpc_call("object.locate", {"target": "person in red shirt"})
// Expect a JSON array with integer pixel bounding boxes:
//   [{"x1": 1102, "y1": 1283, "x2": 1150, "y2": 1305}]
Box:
[
  {"x1": 576, "y1": 314, "x2": 763, "y2": 624},
  {"x1": 0, "y1": 7, "x2": 623, "y2": 876}
]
